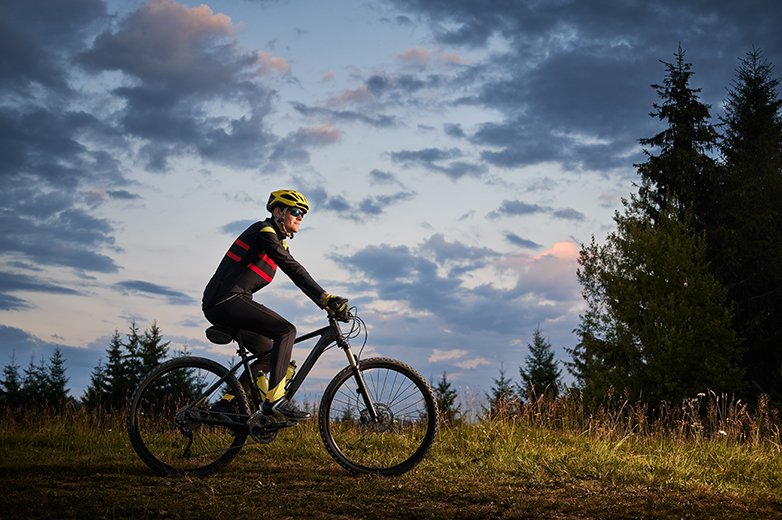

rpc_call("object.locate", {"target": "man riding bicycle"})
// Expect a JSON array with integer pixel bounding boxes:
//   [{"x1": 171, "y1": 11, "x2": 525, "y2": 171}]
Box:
[{"x1": 202, "y1": 189, "x2": 349, "y2": 421}]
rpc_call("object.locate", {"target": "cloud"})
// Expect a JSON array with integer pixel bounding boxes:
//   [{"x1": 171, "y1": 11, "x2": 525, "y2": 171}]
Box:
[
  {"x1": 0, "y1": 0, "x2": 106, "y2": 95},
  {"x1": 501, "y1": 241, "x2": 582, "y2": 303},
  {"x1": 387, "y1": 0, "x2": 782, "y2": 173},
  {"x1": 77, "y1": 0, "x2": 276, "y2": 170},
  {"x1": 0, "y1": 294, "x2": 31, "y2": 312},
  {"x1": 453, "y1": 357, "x2": 492, "y2": 370},
  {"x1": 291, "y1": 101, "x2": 398, "y2": 128},
  {"x1": 332, "y1": 234, "x2": 583, "y2": 388},
  {"x1": 429, "y1": 348, "x2": 468, "y2": 363},
  {"x1": 0, "y1": 272, "x2": 80, "y2": 307},
  {"x1": 390, "y1": 147, "x2": 485, "y2": 180},
  {"x1": 551, "y1": 208, "x2": 586, "y2": 221},
  {"x1": 305, "y1": 186, "x2": 414, "y2": 220},
  {"x1": 326, "y1": 72, "x2": 447, "y2": 110},
  {"x1": 269, "y1": 125, "x2": 342, "y2": 165},
  {"x1": 0, "y1": 186, "x2": 121, "y2": 275},
  {"x1": 220, "y1": 219, "x2": 257, "y2": 237},
  {"x1": 369, "y1": 169, "x2": 402, "y2": 186},
  {"x1": 489, "y1": 199, "x2": 585, "y2": 222},
  {"x1": 337, "y1": 233, "x2": 575, "y2": 336},
  {"x1": 397, "y1": 47, "x2": 470, "y2": 68},
  {"x1": 504, "y1": 232, "x2": 542, "y2": 250},
  {"x1": 113, "y1": 280, "x2": 196, "y2": 305},
  {"x1": 255, "y1": 51, "x2": 291, "y2": 76},
  {"x1": 357, "y1": 192, "x2": 415, "y2": 217},
  {"x1": 428, "y1": 348, "x2": 491, "y2": 370},
  {"x1": 491, "y1": 200, "x2": 547, "y2": 217},
  {"x1": 397, "y1": 47, "x2": 433, "y2": 67}
]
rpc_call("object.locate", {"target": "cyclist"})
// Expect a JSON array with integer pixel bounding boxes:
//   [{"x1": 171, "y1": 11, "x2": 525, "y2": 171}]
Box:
[{"x1": 202, "y1": 189, "x2": 349, "y2": 421}]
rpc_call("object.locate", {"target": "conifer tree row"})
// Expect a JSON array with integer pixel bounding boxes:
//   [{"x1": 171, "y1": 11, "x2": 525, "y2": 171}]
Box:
[
  {"x1": 0, "y1": 349, "x2": 71, "y2": 410},
  {"x1": 83, "y1": 322, "x2": 173, "y2": 411}
]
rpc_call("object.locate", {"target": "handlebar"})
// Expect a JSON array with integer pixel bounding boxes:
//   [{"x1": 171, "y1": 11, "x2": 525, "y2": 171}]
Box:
[{"x1": 325, "y1": 305, "x2": 352, "y2": 323}]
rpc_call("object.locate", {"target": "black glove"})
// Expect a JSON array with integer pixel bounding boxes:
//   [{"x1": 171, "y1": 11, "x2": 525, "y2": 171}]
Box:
[{"x1": 324, "y1": 294, "x2": 349, "y2": 321}]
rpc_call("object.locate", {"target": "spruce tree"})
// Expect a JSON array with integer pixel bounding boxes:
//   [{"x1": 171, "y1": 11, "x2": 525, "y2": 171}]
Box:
[
  {"x1": 519, "y1": 326, "x2": 561, "y2": 401},
  {"x1": 123, "y1": 322, "x2": 144, "y2": 389},
  {"x1": 21, "y1": 356, "x2": 49, "y2": 407},
  {"x1": 714, "y1": 48, "x2": 782, "y2": 401},
  {"x1": 637, "y1": 44, "x2": 719, "y2": 227},
  {"x1": 140, "y1": 322, "x2": 170, "y2": 373},
  {"x1": 44, "y1": 348, "x2": 70, "y2": 410},
  {"x1": 0, "y1": 355, "x2": 23, "y2": 408},
  {"x1": 83, "y1": 359, "x2": 108, "y2": 411},
  {"x1": 433, "y1": 372, "x2": 460, "y2": 424},
  {"x1": 104, "y1": 331, "x2": 130, "y2": 410},
  {"x1": 485, "y1": 364, "x2": 517, "y2": 418}
]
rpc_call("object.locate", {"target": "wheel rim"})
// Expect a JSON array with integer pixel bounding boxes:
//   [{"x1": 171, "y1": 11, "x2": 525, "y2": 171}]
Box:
[
  {"x1": 131, "y1": 361, "x2": 246, "y2": 474},
  {"x1": 324, "y1": 363, "x2": 435, "y2": 473}
]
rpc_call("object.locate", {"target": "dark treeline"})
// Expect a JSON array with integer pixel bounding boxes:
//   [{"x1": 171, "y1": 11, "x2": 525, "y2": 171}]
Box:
[
  {"x1": 0, "y1": 322, "x2": 186, "y2": 412},
  {"x1": 82, "y1": 322, "x2": 175, "y2": 411},
  {"x1": 0, "y1": 349, "x2": 70, "y2": 411}
]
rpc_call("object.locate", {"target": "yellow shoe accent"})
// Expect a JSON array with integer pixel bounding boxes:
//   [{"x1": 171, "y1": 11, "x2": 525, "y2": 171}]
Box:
[{"x1": 266, "y1": 380, "x2": 286, "y2": 403}]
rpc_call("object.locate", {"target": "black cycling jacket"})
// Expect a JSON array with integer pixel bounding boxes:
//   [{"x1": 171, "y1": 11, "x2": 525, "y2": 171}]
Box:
[{"x1": 202, "y1": 218, "x2": 325, "y2": 309}]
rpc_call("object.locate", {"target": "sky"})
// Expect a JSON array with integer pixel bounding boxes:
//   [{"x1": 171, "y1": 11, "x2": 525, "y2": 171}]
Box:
[{"x1": 2, "y1": 0, "x2": 781, "y2": 403}]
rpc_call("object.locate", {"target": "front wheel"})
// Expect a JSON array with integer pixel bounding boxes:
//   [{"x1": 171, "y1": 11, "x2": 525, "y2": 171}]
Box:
[
  {"x1": 319, "y1": 357, "x2": 438, "y2": 476},
  {"x1": 127, "y1": 356, "x2": 250, "y2": 476}
]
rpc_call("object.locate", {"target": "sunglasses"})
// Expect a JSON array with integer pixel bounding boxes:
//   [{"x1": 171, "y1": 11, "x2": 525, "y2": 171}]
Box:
[{"x1": 287, "y1": 207, "x2": 305, "y2": 218}]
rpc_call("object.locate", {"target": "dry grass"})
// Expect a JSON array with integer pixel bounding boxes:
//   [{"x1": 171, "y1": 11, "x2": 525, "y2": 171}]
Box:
[{"x1": 2, "y1": 393, "x2": 782, "y2": 519}]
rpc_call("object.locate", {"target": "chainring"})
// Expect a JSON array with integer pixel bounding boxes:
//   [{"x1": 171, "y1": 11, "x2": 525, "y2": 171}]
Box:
[{"x1": 247, "y1": 411, "x2": 279, "y2": 444}]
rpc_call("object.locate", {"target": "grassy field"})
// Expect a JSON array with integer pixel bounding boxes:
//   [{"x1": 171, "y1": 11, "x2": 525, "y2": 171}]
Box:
[{"x1": 2, "y1": 400, "x2": 782, "y2": 519}]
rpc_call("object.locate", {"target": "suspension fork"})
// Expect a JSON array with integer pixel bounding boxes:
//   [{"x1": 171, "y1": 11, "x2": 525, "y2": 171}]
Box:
[{"x1": 339, "y1": 337, "x2": 380, "y2": 422}]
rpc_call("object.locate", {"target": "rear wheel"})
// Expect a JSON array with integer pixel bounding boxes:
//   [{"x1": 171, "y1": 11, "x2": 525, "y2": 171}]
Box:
[
  {"x1": 319, "y1": 357, "x2": 438, "y2": 476},
  {"x1": 127, "y1": 356, "x2": 250, "y2": 476}
]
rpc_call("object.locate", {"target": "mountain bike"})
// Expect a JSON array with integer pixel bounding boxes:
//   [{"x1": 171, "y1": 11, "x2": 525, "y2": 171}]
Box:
[{"x1": 127, "y1": 308, "x2": 438, "y2": 477}]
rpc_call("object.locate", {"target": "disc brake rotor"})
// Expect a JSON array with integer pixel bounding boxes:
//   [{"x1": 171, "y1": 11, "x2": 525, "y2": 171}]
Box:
[{"x1": 359, "y1": 403, "x2": 395, "y2": 433}]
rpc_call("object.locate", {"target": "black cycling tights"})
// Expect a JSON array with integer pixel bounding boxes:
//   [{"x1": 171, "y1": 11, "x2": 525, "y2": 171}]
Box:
[{"x1": 204, "y1": 294, "x2": 296, "y2": 396}]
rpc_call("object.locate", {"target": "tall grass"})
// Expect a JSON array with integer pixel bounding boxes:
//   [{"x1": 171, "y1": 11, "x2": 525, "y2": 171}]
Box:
[
  {"x1": 431, "y1": 390, "x2": 782, "y2": 499},
  {"x1": 469, "y1": 389, "x2": 782, "y2": 448}
]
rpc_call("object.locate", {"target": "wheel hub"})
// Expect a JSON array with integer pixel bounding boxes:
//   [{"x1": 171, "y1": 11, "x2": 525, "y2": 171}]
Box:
[{"x1": 359, "y1": 403, "x2": 395, "y2": 432}]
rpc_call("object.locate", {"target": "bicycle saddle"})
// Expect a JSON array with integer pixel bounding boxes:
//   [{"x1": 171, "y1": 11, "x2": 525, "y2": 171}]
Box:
[{"x1": 205, "y1": 325, "x2": 236, "y2": 345}]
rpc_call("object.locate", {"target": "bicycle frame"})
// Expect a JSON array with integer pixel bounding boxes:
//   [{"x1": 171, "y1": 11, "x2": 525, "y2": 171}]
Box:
[{"x1": 199, "y1": 313, "x2": 379, "y2": 422}]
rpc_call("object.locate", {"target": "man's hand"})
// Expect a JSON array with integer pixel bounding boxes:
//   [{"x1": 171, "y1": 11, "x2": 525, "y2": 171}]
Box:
[{"x1": 324, "y1": 294, "x2": 349, "y2": 321}]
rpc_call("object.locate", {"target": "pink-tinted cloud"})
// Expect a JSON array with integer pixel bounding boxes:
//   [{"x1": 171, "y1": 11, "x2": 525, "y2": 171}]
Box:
[
  {"x1": 397, "y1": 47, "x2": 469, "y2": 67},
  {"x1": 83, "y1": 0, "x2": 236, "y2": 87},
  {"x1": 328, "y1": 84, "x2": 374, "y2": 106},
  {"x1": 255, "y1": 51, "x2": 291, "y2": 76},
  {"x1": 499, "y1": 241, "x2": 581, "y2": 303},
  {"x1": 398, "y1": 47, "x2": 433, "y2": 65},
  {"x1": 295, "y1": 125, "x2": 342, "y2": 146}
]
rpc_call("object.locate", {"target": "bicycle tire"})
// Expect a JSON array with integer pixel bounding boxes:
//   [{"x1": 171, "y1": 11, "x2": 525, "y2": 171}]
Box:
[
  {"x1": 127, "y1": 356, "x2": 250, "y2": 476},
  {"x1": 318, "y1": 357, "x2": 438, "y2": 476}
]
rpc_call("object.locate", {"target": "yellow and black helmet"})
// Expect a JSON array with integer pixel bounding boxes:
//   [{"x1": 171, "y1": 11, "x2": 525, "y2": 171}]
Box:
[{"x1": 266, "y1": 189, "x2": 310, "y2": 214}]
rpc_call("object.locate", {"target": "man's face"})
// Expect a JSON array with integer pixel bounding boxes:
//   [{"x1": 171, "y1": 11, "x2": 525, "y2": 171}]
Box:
[{"x1": 279, "y1": 207, "x2": 303, "y2": 234}]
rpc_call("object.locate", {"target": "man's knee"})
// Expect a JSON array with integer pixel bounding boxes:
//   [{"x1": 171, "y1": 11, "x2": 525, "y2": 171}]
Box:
[{"x1": 281, "y1": 321, "x2": 296, "y2": 340}]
